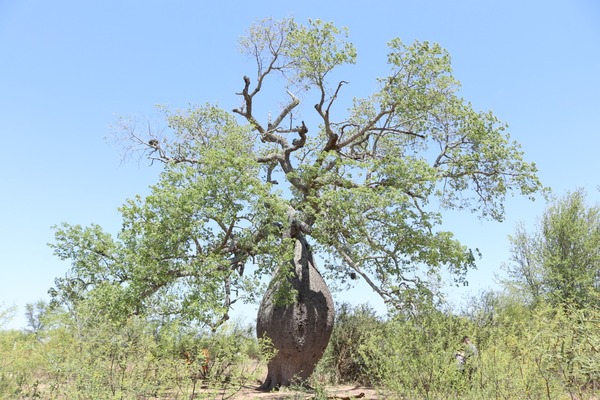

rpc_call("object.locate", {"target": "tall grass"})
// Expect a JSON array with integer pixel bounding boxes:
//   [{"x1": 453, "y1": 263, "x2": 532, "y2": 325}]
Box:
[
  {"x1": 0, "y1": 311, "x2": 267, "y2": 399},
  {"x1": 316, "y1": 300, "x2": 600, "y2": 399},
  {"x1": 1, "y1": 298, "x2": 599, "y2": 399}
]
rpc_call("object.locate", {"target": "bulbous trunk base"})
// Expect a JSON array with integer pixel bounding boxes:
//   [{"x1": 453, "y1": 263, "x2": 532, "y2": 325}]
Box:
[{"x1": 256, "y1": 235, "x2": 334, "y2": 391}]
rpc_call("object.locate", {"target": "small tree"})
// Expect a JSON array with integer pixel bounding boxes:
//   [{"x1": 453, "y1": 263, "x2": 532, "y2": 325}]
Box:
[
  {"x1": 50, "y1": 18, "x2": 541, "y2": 388},
  {"x1": 24, "y1": 300, "x2": 51, "y2": 339},
  {"x1": 0, "y1": 303, "x2": 16, "y2": 329},
  {"x1": 503, "y1": 188, "x2": 600, "y2": 308},
  {"x1": 317, "y1": 303, "x2": 385, "y2": 386}
]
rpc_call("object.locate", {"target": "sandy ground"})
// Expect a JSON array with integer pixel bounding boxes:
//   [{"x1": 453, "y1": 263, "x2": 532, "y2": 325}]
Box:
[
  {"x1": 187, "y1": 362, "x2": 383, "y2": 399},
  {"x1": 197, "y1": 384, "x2": 382, "y2": 399}
]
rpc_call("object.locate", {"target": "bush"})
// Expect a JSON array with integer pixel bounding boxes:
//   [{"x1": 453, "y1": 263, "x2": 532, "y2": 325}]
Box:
[
  {"x1": 0, "y1": 306, "x2": 269, "y2": 399},
  {"x1": 476, "y1": 302, "x2": 600, "y2": 399},
  {"x1": 0, "y1": 330, "x2": 44, "y2": 398},
  {"x1": 361, "y1": 307, "x2": 473, "y2": 399},
  {"x1": 314, "y1": 294, "x2": 599, "y2": 399},
  {"x1": 2, "y1": 295, "x2": 599, "y2": 399},
  {"x1": 315, "y1": 303, "x2": 385, "y2": 386}
]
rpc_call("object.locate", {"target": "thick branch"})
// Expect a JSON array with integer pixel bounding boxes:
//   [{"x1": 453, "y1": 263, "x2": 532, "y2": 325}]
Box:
[
  {"x1": 256, "y1": 152, "x2": 285, "y2": 164},
  {"x1": 319, "y1": 81, "x2": 348, "y2": 152},
  {"x1": 284, "y1": 121, "x2": 308, "y2": 155},
  {"x1": 232, "y1": 76, "x2": 266, "y2": 134},
  {"x1": 217, "y1": 219, "x2": 236, "y2": 252},
  {"x1": 233, "y1": 76, "x2": 310, "y2": 195},
  {"x1": 336, "y1": 108, "x2": 392, "y2": 149},
  {"x1": 270, "y1": 90, "x2": 300, "y2": 129}
]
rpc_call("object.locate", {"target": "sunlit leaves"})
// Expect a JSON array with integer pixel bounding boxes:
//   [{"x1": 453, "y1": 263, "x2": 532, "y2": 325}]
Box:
[
  {"x1": 503, "y1": 189, "x2": 600, "y2": 308},
  {"x1": 380, "y1": 39, "x2": 457, "y2": 118},
  {"x1": 50, "y1": 223, "x2": 124, "y2": 283},
  {"x1": 155, "y1": 103, "x2": 255, "y2": 163},
  {"x1": 51, "y1": 102, "x2": 293, "y2": 327},
  {"x1": 284, "y1": 19, "x2": 357, "y2": 88},
  {"x1": 311, "y1": 180, "x2": 474, "y2": 294},
  {"x1": 239, "y1": 18, "x2": 356, "y2": 92},
  {"x1": 51, "y1": 17, "x2": 543, "y2": 322}
]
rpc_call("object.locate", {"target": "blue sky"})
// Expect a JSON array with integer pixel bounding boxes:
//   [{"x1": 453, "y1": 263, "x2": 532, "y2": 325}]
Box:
[{"x1": 1, "y1": 1, "x2": 599, "y2": 329}]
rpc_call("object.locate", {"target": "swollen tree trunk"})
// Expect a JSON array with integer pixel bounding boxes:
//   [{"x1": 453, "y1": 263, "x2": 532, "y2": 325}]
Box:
[{"x1": 256, "y1": 234, "x2": 335, "y2": 391}]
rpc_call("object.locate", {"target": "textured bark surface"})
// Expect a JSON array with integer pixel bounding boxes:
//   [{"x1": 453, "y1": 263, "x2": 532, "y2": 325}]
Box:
[{"x1": 256, "y1": 235, "x2": 335, "y2": 391}]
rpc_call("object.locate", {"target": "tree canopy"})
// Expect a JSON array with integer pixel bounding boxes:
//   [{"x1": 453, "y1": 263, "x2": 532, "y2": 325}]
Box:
[
  {"x1": 503, "y1": 188, "x2": 600, "y2": 308},
  {"x1": 50, "y1": 18, "x2": 542, "y2": 329}
]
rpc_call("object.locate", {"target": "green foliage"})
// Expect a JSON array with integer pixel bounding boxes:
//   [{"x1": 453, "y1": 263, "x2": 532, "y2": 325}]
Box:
[
  {"x1": 503, "y1": 188, "x2": 600, "y2": 308},
  {"x1": 49, "y1": 17, "x2": 542, "y2": 321},
  {"x1": 314, "y1": 295, "x2": 600, "y2": 399},
  {"x1": 0, "y1": 306, "x2": 269, "y2": 399},
  {"x1": 24, "y1": 300, "x2": 50, "y2": 337},
  {"x1": 314, "y1": 296, "x2": 600, "y2": 400},
  {"x1": 361, "y1": 307, "x2": 472, "y2": 399},
  {"x1": 0, "y1": 329, "x2": 43, "y2": 398},
  {"x1": 238, "y1": 17, "x2": 356, "y2": 90},
  {"x1": 2, "y1": 293, "x2": 599, "y2": 399},
  {"x1": 50, "y1": 103, "x2": 291, "y2": 327},
  {"x1": 464, "y1": 299, "x2": 600, "y2": 400},
  {"x1": 0, "y1": 303, "x2": 16, "y2": 329},
  {"x1": 284, "y1": 19, "x2": 357, "y2": 87},
  {"x1": 315, "y1": 303, "x2": 385, "y2": 386}
]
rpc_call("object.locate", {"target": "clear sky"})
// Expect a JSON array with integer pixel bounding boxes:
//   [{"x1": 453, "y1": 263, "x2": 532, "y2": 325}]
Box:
[{"x1": 1, "y1": 1, "x2": 599, "y2": 330}]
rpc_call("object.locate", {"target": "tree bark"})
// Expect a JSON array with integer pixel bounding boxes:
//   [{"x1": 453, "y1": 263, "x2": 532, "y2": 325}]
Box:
[{"x1": 256, "y1": 234, "x2": 335, "y2": 390}]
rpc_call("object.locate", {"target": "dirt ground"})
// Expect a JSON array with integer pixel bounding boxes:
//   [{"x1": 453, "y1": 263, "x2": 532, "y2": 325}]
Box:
[{"x1": 198, "y1": 384, "x2": 383, "y2": 399}]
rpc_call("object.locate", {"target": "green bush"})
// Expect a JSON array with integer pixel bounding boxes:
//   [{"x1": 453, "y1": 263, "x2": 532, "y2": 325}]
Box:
[
  {"x1": 0, "y1": 330, "x2": 44, "y2": 398},
  {"x1": 361, "y1": 307, "x2": 473, "y2": 399},
  {"x1": 477, "y1": 302, "x2": 600, "y2": 399},
  {"x1": 315, "y1": 303, "x2": 385, "y2": 386},
  {"x1": 0, "y1": 305, "x2": 268, "y2": 399},
  {"x1": 320, "y1": 299, "x2": 597, "y2": 399},
  {"x1": 2, "y1": 294, "x2": 599, "y2": 399}
]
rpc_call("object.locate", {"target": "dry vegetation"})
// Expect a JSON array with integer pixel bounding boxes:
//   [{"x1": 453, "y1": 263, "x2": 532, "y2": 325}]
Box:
[{"x1": 1, "y1": 298, "x2": 600, "y2": 400}]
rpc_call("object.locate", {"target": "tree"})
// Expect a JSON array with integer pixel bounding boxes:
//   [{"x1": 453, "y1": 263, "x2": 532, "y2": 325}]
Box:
[
  {"x1": 25, "y1": 300, "x2": 51, "y2": 339},
  {"x1": 50, "y1": 18, "x2": 542, "y2": 389},
  {"x1": 0, "y1": 303, "x2": 16, "y2": 329},
  {"x1": 503, "y1": 188, "x2": 600, "y2": 308}
]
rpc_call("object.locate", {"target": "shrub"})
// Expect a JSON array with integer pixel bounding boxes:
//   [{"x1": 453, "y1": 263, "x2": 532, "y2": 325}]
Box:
[
  {"x1": 361, "y1": 307, "x2": 473, "y2": 399},
  {"x1": 316, "y1": 303, "x2": 385, "y2": 386},
  {"x1": 0, "y1": 307, "x2": 270, "y2": 399}
]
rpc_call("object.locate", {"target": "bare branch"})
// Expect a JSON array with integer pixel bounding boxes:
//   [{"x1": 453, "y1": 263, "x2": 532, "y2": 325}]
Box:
[
  {"x1": 314, "y1": 81, "x2": 348, "y2": 152},
  {"x1": 269, "y1": 90, "x2": 300, "y2": 129},
  {"x1": 336, "y1": 108, "x2": 392, "y2": 149},
  {"x1": 256, "y1": 152, "x2": 285, "y2": 164},
  {"x1": 334, "y1": 243, "x2": 393, "y2": 305},
  {"x1": 326, "y1": 81, "x2": 348, "y2": 116},
  {"x1": 233, "y1": 76, "x2": 266, "y2": 134},
  {"x1": 284, "y1": 121, "x2": 308, "y2": 155}
]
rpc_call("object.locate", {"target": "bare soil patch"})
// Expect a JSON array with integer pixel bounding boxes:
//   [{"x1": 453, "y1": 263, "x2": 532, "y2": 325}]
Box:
[{"x1": 199, "y1": 384, "x2": 383, "y2": 399}]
